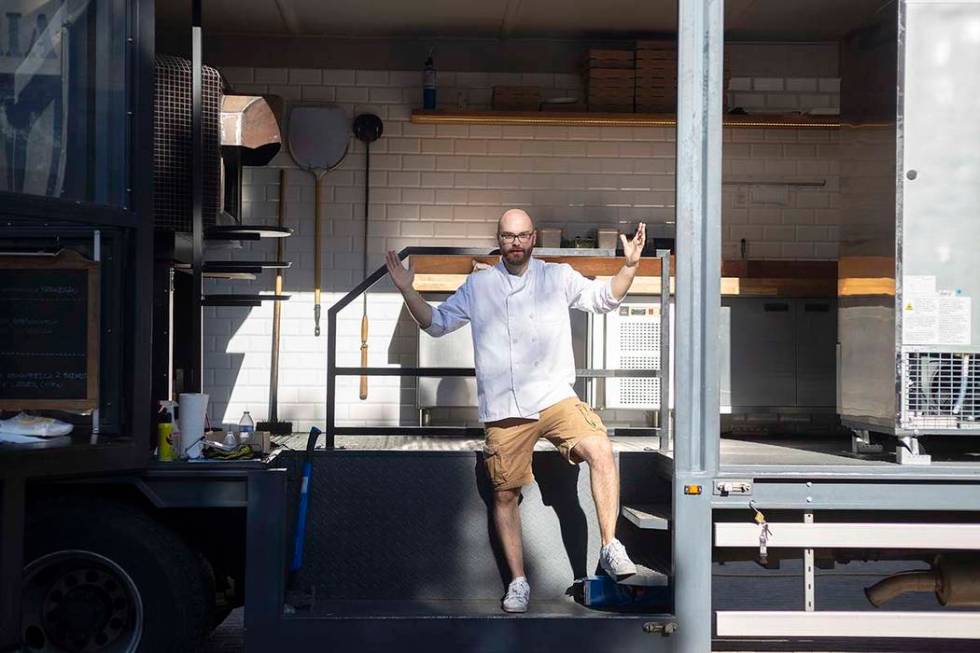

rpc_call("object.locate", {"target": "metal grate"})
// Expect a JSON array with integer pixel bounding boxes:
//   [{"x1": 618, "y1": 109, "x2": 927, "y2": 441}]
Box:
[
  {"x1": 606, "y1": 304, "x2": 668, "y2": 410},
  {"x1": 618, "y1": 355, "x2": 660, "y2": 405},
  {"x1": 620, "y1": 321, "x2": 661, "y2": 360},
  {"x1": 901, "y1": 351, "x2": 980, "y2": 430},
  {"x1": 154, "y1": 55, "x2": 223, "y2": 231}
]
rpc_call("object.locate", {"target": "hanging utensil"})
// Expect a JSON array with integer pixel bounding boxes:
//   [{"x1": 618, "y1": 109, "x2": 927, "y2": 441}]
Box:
[
  {"x1": 286, "y1": 104, "x2": 350, "y2": 336},
  {"x1": 257, "y1": 168, "x2": 292, "y2": 435},
  {"x1": 352, "y1": 113, "x2": 384, "y2": 400}
]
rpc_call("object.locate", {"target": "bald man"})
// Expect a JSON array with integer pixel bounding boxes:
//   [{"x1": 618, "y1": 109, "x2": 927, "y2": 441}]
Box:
[{"x1": 386, "y1": 209, "x2": 646, "y2": 613}]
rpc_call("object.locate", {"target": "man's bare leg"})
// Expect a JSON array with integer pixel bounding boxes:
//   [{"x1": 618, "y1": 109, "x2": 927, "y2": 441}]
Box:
[
  {"x1": 574, "y1": 436, "x2": 637, "y2": 577},
  {"x1": 572, "y1": 436, "x2": 619, "y2": 546},
  {"x1": 493, "y1": 488, "x2": 525, "y2": 580}
]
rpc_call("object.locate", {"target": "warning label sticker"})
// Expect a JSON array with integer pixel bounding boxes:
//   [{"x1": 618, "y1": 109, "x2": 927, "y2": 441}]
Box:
[
  {"x1": 903, "y1": 293, "x2": 940, "y2": 344},
  {"x1": 902, "y1": 276, "x2": 972, "y2": 346},
  {"x1": 938, "y1": 295, "x2": 971, "y2": 345}
]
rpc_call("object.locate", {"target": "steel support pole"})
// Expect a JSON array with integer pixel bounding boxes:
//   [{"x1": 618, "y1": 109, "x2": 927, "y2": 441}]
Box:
[
  {"x1": 0, "y1": 477, "x2": 25, "y2": 652},
  {"x1": 190, "y1": 0, "x2": 204, "y2": 392},
  {"x1": 659, "y1": 249, "x2": 672, "y2": 452},
  {"x1": 673, "y1": 0, "x2": 724, "y2": 651},
  {"x1": 244, "y1": 470, "x2": 289, "y2": 651},
  {"x1": 804, "y1": 512, "x2": 815, "y2": 611}
]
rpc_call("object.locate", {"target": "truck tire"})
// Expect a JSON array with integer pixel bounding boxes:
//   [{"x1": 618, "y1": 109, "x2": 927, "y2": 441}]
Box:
[
  {"x1": 197, "y1": 553, "x2": 233, "y2": 631},
  {"x1": 22, "y1": 496, "x2": 212, "y2": 653}
]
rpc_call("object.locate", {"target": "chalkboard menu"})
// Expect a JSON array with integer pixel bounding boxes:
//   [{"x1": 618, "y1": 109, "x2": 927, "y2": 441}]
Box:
[{"x1": 0, "y1": 251, "x2": 99, "y2": 410}]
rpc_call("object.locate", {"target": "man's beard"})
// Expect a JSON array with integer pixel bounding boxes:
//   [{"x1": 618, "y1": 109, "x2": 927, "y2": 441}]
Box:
[{"x1": 503, "y1": 245, "x2": 532, "y2": 267}]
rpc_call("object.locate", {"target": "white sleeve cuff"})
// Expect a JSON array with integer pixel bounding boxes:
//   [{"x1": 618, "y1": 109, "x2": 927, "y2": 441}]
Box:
[{"x1": 599, "y1": 278, "x2": 625, "y2": 312}]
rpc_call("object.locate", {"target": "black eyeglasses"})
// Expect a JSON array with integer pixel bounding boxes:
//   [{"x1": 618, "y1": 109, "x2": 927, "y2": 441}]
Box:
[{"x1": 498, "y1": 231, "x2": 534, "y2": 244}]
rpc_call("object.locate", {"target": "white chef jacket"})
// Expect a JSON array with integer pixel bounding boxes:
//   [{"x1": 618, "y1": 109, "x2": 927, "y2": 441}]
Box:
[{"x1": 423, "y1": 257, "x2": 623, "y2": 422}]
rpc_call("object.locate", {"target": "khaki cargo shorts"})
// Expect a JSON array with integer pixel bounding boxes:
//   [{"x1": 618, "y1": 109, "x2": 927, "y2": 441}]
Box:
[{"x1": 482, "y1": 397, "x2": 608, "y2": 491}]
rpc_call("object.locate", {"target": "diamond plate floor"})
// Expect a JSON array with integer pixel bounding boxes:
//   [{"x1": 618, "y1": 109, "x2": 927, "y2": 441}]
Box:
[{"x1": 204, "y1": 608, "x2": 977, "y2": 653}]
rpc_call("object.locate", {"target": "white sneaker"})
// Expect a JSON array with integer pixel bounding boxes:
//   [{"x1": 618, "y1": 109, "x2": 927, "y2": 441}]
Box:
[
  {"x1": 600, "y1": 539, "x2": 638, "y2": 579},
  {"x1": 502, "y1": 576, "x2": 530, "y2": 613}
]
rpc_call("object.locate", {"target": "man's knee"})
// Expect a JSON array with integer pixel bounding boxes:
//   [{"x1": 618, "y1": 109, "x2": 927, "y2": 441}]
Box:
[
  {"x1": 494, "y1": 488, "x2": 521, "y2": 506},
  {"x1": 574, "y1": 435, "x2": 613, "y2": 465}
]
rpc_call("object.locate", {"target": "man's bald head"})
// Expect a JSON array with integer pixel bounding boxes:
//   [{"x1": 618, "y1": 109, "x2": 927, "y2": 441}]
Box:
[
  {"x1": 496, "y1": 209, "x2": 536, "y2": 273},
  {"x1": 497, "y1": 209, "x2": 534, "y2": 236}
]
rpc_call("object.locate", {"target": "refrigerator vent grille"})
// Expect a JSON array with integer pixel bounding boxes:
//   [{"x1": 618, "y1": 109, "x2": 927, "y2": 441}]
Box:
[
  {"x1": 901, "y1": 351, "x2": 980, "y2": 430},
  {"x1": 605, "y1": 304, "x2": 669, "y2": 410}
]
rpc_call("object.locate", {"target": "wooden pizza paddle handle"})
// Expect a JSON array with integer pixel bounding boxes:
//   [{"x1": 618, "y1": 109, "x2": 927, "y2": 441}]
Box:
[{"x1": 359, "y1": 313, "x2": 369, "y2": 400}]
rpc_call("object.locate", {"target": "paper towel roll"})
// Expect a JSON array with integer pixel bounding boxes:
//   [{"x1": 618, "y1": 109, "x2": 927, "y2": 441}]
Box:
[{"x1": 178, "y1": 393, "x2": 209, "y2": 459}]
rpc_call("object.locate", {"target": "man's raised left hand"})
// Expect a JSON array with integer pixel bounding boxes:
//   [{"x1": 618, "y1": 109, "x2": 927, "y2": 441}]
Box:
[{"x1": 620, "y1": 223, "x2": 646, "y2": 267}]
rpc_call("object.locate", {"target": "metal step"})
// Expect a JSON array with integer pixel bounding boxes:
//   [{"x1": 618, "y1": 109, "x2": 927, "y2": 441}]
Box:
[
  {"x1": 204, "y1": 225, "x2": 292, "y2": 241},
  {"x1": 203, "y1": 260, "x2": 291, "y2": 274},
  {"x1": 617, "y1": 565, "x2": 671, "y2": 587},
  {"x1": 205, "y1": 271, "x2": 256, "y2": 280},
  {"x1": 621, "y1": 504, "x2": 671, "y2": 530},
  {"x1": 203, "y1": 260, "x2": 291, "y2": 272},
  {"x1": 202, "y1": 293, "x2": 291, "y2": 307},
  {"x1": 174, "y1": 260, "x2": 292, "y2": 280}
]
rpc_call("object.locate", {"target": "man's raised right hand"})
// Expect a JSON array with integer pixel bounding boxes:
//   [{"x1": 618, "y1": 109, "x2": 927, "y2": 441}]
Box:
[{"x1": 385, "y1": 250, "x2": 415, "y2": 292}]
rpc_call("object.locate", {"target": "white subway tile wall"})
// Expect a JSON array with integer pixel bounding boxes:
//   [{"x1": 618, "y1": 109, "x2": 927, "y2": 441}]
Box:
[
  {"x1": 207, "y1": 65, "x2": 841, "y2": 433},
  {"x1": 728, "y1": 76, "x2": 840, "y2": 113}
]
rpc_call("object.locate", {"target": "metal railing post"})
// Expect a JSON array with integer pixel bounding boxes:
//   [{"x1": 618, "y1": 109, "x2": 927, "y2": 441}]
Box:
[{"x1": 673, "y1": 0, "x2": 724, "y2": 651}]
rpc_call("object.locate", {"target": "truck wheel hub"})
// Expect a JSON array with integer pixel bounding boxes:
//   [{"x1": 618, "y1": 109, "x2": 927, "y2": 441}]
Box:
[{"x1": 23, "y1": 551, "x2": 143, "y2": 653}]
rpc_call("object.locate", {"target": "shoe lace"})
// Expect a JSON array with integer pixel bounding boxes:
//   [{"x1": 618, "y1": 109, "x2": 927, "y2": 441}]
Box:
[
  {"x1": 605, "y1": 541, "x2": 629, "y2": 566},
  {"x1": 507, "y1": 580, "x2": 529, "y2": 600}
]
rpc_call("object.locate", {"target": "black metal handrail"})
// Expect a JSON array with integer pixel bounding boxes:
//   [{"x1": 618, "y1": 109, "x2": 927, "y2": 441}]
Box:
[
  {"x1": 335, "y1": 367, "x2": 659, "y2": 378},
  {"x1": 324, "y1": 247, "x2": 662, "y2": 447}
]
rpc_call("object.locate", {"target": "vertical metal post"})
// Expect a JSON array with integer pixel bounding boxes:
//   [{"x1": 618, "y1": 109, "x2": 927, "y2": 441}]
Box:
[
  {"x1": 244, "y1": 470, "x2": 288, "y2": 650},
  {"x1": 0, "y1": 477, "x2": 25, "y2": 651},
  {"x1": 804, "y1": 511, "x2": 815, "y2": 611},
  {"x1": 131, "y1": 0, "x2": 157, "y2": 461},
  {"x1": 659, "y1": 249, "x2": 672, "y2": 452},
  {"x1": 91, "y1": 230, "x2": 101, "y2": 444},
  {"x1": 166, "y1": 267, "x2": 175, "y2": 399},
  {"x1": 269, "y1": 169, "x2": 285, "y2": 423},
  {"x1": 673, "y1": 0, "x2": 724, "y2": 651},
  {"x1": 324, "y1": 310, "x2": 337, "y2": 449},
  {"x1": 189, "y1": 0, "x2": 204, "y2": 393}
]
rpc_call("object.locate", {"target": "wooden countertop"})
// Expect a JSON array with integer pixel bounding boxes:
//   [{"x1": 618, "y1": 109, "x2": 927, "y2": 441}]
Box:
[
  {"x1": 837, "y1": 256, "x2": 895, "y2": 296},
  {"x1": 410, "y1": 254, "x2": 838, "y2": 297}
]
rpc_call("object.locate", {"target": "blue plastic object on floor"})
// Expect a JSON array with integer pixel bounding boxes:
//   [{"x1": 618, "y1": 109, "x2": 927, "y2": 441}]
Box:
[{"x1": 580, "y1": 575, "x2": 670, "y2": 609}]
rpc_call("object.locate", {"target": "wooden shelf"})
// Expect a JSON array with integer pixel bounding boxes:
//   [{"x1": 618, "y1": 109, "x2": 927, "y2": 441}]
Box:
[
  {"x1": 410, "y1": 110, "x2": 840, "y2": 129},
  {"x1": 410, "y1": 254, "x2": 837, "y2": 297}
]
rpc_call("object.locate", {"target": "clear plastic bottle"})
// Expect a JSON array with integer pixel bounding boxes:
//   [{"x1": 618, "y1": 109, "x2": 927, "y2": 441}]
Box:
[
  {"x1": 238, "y1": 411, "x2": 255, "y2": 444},
  {"x1": 238, "y1": 410, "x2": 255, "y2": 444}
]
